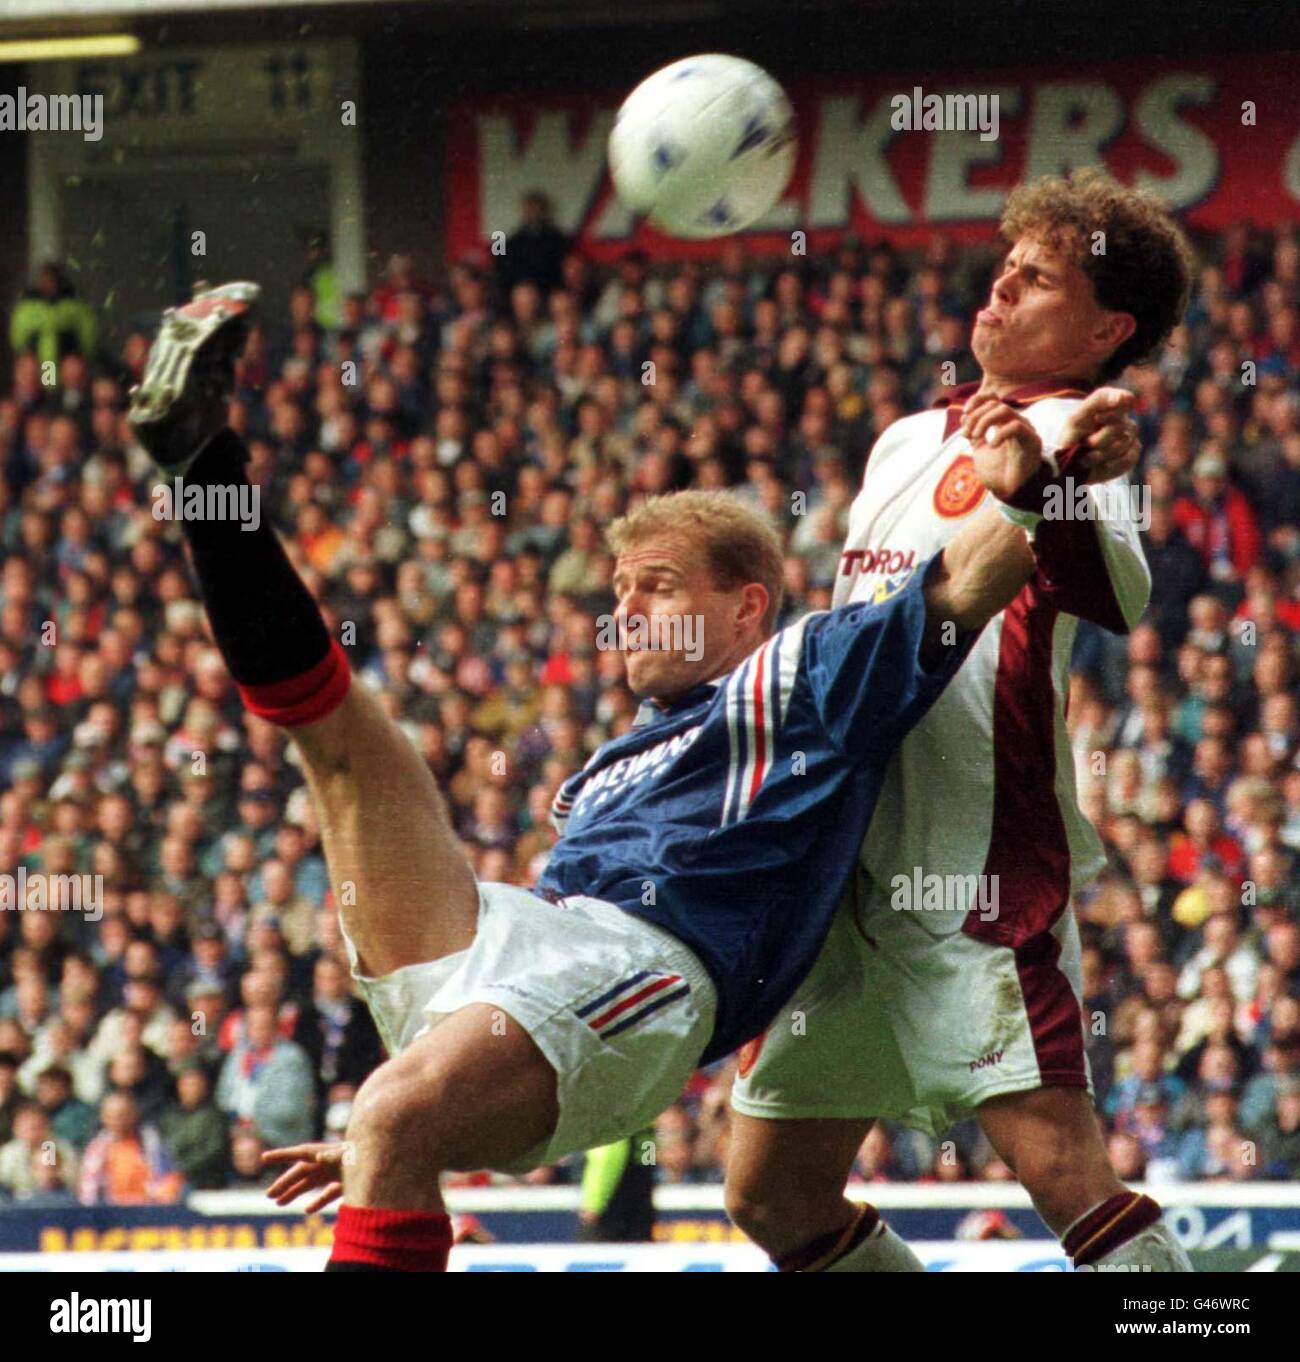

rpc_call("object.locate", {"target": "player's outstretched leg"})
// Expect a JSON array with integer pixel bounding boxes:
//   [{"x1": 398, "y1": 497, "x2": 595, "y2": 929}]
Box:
[
  {"x1": 725, "y1": 1115, "x2": 923, "y2": 1272},
  {"x1": 128, "y1": 284, "x2": 479, "y2": 978},
  {"x1": 328, "y1": 1004, "x2": 557, "y2": 1270},
  {"x1": 131, "y1": 284, "x2": 505, "y2": 1272},
  {"x1": 265, "y1": 1003, "x2": 561, "y2": 1271},
  {"x1": 977, "y1": 1087, "x2": 1193, "y2": 1271}
]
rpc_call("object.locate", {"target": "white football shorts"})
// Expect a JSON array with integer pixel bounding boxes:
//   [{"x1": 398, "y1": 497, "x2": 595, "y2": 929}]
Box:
[
  {"x1": 730, "y1": 870, "x2": 1091, "y2": 1137},
  {"x1": 341, "y1": 882, "x2": 715, "y2": 1171}
]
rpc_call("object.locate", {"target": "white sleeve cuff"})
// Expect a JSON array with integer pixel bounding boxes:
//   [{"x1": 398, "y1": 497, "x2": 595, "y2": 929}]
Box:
[{"x1": 997, "y1": 500, "x2": 1043, "y2": 535}]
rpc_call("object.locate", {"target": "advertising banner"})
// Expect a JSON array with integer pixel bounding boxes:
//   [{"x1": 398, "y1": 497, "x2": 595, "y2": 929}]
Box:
[
  {"x1": 4, "y1": 1243, "x2": 1298, "y2": 1272},
  {"x1": 3, "y1": 1184, "x2": 1298, "y2": 1255},
  {"x1": 445, "y1": 53, "x2": 1300, "y2": 261}
]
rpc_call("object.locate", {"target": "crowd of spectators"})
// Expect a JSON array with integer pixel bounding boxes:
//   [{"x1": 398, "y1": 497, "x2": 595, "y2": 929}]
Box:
[{"x1": 0, "y1": 203, "x2": 1297, "y2": 1208}]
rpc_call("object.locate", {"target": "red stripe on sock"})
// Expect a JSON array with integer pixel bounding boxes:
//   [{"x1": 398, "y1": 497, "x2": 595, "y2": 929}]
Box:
[
  {"x1": 238, "y1": 638, "x2": 351, "y2": 726},
  {"x1": 1066, "y1": 1192, "x2": 1162, "y2": 1266},
  {"x1": 328, "y1": 1204, "x2": 452, "y2": 1272},
  {"x1": 776, "y1": 1204, "x2": 881, "y2": 1273}
]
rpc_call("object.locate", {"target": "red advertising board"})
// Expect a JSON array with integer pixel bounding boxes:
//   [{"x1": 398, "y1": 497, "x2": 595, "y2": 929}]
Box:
[{"x1": 445, "y1": 53, "x2": 1300, "y2": 261}]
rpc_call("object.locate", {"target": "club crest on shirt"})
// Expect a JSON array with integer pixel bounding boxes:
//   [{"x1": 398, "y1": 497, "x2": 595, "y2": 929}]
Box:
[{"x1": 933, "y1": 454, "x2": 987, "y2": 518}]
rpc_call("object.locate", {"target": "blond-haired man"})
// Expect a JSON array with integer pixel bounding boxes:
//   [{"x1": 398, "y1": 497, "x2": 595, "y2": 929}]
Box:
[{"x1": 128, "y1": 285, "x2": 1043, "y2": 1270}]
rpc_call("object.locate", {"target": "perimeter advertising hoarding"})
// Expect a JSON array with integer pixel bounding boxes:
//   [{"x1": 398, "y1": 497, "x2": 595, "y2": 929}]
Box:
[
  {"x1": 0, "y1": 1193, "x2": 1295, "y2": 1254},
  {"x1": 1, "y1": 1245, "x2": 1296, "y2": 1272},
  {"x1": 444, "y1": 52, "x2": 1300, "y2": 262}
]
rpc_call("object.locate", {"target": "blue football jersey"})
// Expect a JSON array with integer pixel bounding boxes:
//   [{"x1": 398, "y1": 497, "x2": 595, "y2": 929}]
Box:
[{"x1": 536, "y1": 558, "x2": 974, "y2": 1063}]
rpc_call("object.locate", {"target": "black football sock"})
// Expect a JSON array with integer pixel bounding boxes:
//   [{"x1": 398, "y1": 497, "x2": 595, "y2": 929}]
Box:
[{"x1": 175, "y1": 428, "x2": 332, "y2": 686}]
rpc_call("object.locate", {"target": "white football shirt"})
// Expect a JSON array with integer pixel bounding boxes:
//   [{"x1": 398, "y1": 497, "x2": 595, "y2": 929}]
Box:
[{"x1": 836, "y1": 381, "x2": 1151, "y2": 946}]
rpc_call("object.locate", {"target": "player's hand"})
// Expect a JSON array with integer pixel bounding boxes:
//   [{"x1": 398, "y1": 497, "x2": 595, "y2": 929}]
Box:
[
  {"x1": 1059, "y1": 386, "x2": 1140, "y2": 484},
  {"x1": 961, "y1": 394, "x2": 1042, "y2": 502},
  {"x1": 263, "y1": 1141, "x2": 349, "y2": 1213}
]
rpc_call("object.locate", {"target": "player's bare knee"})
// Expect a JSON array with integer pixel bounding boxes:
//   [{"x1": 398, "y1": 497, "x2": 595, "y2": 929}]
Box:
[{"x1": 348, "y1": 1057, "x2": 457, "y2": 1169}]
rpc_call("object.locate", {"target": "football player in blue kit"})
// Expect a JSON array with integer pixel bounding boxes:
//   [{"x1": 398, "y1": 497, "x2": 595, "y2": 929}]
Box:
[{"x1": 130, "y1": 282, "x2": 1041, "y2": 1271}]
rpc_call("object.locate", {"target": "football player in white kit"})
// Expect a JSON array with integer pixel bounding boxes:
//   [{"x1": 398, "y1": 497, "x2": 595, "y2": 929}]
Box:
[{"x1": 726, "y1": 170, "x2": 1197, "y2": 1272}]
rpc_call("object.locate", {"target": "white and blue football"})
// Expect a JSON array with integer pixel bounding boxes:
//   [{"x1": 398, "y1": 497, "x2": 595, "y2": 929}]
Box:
[{"x1": 608, "y1": 54, "x2": 796, "y2": 239}]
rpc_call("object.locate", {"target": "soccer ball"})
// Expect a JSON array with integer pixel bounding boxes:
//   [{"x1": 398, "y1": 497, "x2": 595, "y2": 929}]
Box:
[{"x1": 607, "y1": 54, "x2": 796, "y2": 239}]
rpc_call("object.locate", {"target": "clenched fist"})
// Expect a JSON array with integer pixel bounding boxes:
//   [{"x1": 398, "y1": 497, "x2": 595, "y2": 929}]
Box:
[
  {"x1": 1059, "y1": 386, "x2": 1140, "y2": 484},
  {"x1": 962, "y1": 385, "x2": 1141, "y2": 503}
]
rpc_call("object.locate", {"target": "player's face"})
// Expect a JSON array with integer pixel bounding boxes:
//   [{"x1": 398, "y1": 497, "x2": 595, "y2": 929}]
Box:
[
  {"x1": 972, "y1": 235, "x2": 1134, "y2": 387},
  {"x1": 611, "y1": 535, "x2": 760, "y2": 701}
]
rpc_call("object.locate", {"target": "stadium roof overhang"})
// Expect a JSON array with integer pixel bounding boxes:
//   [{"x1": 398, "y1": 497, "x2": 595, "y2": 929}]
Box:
[
  {"x1": 0, "y1": 0, "x2": 1291, "y2": 78},
  {"x1": 0, "y1": 0, "x2": 871, "y2": 44}
]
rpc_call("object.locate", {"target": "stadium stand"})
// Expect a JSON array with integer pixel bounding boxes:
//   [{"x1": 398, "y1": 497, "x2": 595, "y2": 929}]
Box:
[{"x1": 0, "y1": 219, "x2": 1297, "y2": 1206}]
